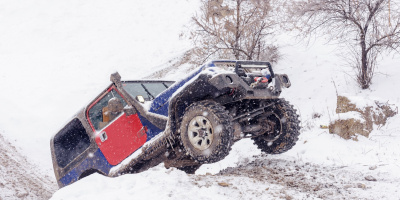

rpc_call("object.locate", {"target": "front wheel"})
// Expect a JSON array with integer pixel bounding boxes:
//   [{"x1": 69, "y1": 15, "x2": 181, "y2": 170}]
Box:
[
  {"x1": 179, "y1": 100, "x2": 234, "y2": 163},
  {"x1": 252, "y1": 99, "x2": 300, "y2": 154}
]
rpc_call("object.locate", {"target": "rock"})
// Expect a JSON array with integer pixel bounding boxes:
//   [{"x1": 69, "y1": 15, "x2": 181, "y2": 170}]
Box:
[
  {"x1": 218, "y1": 182, "x2": 230, "y2": 187},
  {"x1": 285, "y1": 195, "x2": 293, "y2": 200},
  {"x1": 369, "y1": 166, "x2": 377, "y2": 170},
  {"x1": 357, "y1": 183, "x2": 366, "y2": 189},
  {"x1": 365, "y1": 175, "x2": 377, "y2": 181},
  {"x1": 16, "y1": 192, "x2": 29, "y2": 198},
  {"x1": 313, "y1": 184, "x2": 321, "y2": 191},
  {"x1": 344, "y1": 184, "x2": 352, "y2": 189},
  {"x1": 320, "y1": 125, "x2": 329, "y2": 129}
]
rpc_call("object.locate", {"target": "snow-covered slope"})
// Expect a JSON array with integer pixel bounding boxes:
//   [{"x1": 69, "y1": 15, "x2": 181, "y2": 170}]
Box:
[
  {"x1": 1, "y1": 0, "x2": 400, "y2": 199},
  {"x1": 0, "y1": 0, "x2": 198, "y2": 172},
  {"x1": 0, "y1": 132, "x2": 56, "y2": 199}
]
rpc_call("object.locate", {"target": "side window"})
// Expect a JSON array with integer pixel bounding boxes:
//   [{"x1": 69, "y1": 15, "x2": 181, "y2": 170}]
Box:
[
  {"x1": 54, "y1": 118, "x2": 90, "y2": 168},
  {"x1": 88, "y1": 89, "x2": 127, "y2": 131}
]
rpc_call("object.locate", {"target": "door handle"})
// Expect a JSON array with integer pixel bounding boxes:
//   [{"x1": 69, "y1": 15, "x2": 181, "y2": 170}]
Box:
[{"x1": 100, "y1": 131, "x2": 108, "y2": 142}]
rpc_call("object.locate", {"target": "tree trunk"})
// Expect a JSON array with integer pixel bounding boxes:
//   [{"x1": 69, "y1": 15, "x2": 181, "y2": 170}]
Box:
[
  {"x1": 360, "y1": 34, "x2": 369, "y2": 89},
  {"x1": 234, "y1": 0, "x2": 241, "y2": 59}
]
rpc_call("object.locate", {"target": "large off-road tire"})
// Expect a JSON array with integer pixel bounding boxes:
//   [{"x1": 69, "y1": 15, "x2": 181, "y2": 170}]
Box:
[
  {"x1": 252, "y1": 99, "x2": 300, "y2": 154},
  {"x1": 180, "y1": 100, "x2": 234, "y2": 163}
]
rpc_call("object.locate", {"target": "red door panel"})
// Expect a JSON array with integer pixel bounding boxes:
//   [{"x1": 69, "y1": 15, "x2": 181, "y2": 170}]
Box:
[{"x1": 95, "y1": 113, "x2": 147, "y2": 165}]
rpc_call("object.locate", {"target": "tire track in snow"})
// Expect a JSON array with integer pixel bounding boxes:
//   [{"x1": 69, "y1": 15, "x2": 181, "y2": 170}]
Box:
[{"x1": 0, "y1": 133, "x2": 57, "y2": 200}]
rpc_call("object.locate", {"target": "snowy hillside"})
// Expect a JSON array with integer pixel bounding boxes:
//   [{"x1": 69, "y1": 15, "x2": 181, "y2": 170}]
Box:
[
  {"x1": 0, "y1": 0, "x2": 197, "y2": 171},
  {"x1": 1, "y1": 0, "x2": 400, "y2": 200}
]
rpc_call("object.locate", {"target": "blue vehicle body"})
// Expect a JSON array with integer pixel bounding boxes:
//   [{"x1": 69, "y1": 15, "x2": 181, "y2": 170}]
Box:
[
  {"x1": 148, "y1": 62, "x2": 210, "y2": 116},
  {"x1": 51, "y1": 60, "x2": 298, "y2": 188},
  {"x1": 59, "y1": 149, "x2": 112, "y2": 186}
]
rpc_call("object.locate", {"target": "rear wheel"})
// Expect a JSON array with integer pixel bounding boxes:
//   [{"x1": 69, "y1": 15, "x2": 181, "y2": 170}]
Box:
[
  {"x1": 180, "y1": 100, "x2": 233, "y2": 163},
  {"x1": 252, "y1": 99, "x2": 300, "y2": 154}
]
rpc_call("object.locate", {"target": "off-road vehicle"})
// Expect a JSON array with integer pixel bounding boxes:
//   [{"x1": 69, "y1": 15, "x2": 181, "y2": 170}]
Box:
[{"x1": 50, "y1": 60, "x2": 300, "y2": 187}]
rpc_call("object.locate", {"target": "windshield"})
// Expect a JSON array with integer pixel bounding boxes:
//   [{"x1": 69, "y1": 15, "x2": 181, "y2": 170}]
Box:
[{"x1": 122, "y1": 81, "x2": 174, "y2": 101}]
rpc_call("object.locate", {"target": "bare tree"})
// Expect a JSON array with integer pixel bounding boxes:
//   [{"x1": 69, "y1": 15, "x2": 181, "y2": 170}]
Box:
[
  {"x1": 189, "y1": 0, "x2": 280, "y2": 64},
  {"x1": 290, "y1": 0, "x2": 400, "y2": 89}
]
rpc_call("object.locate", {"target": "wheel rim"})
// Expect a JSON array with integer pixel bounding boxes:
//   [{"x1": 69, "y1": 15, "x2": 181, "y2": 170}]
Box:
[
  {"x1": 260, "y1": 113, "x2": 282, "y2": 142},
  {"x1": 187, "y1": 116, "x2": 214, "y2": 150}
]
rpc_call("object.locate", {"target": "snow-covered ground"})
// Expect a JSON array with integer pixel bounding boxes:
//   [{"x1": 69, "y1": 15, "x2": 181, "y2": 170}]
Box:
[{"x1": 1, "y1": 0, "x2": 400, "y2": 200}]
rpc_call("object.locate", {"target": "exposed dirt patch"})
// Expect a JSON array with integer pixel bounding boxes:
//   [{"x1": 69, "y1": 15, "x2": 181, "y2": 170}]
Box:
[
  {"x1": 329, "y1": 118, "x2": 368, "y2": 140},
  {"x1": 0, "y1": 134, "x2": 57, "y2": 200},
  {"x1": 219, "y1": 157, "x2": 355, "y2": 199},
  {"x1": 330, "y1": 96, "x2": 397, "y2": 140},
  {"x1": 190, "y1": 154, "x2": 387, "y2": 200}
]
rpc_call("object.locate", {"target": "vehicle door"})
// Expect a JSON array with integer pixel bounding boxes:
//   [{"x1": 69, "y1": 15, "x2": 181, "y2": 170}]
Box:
[{"x1": 87, "y1": 86, "x2": 147, "y2": 165}]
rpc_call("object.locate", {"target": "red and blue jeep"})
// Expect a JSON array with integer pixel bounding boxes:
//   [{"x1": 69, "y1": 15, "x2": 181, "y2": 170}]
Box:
[{"x1": 50, "y1": 60, "x2": 300, "y2": 187}]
